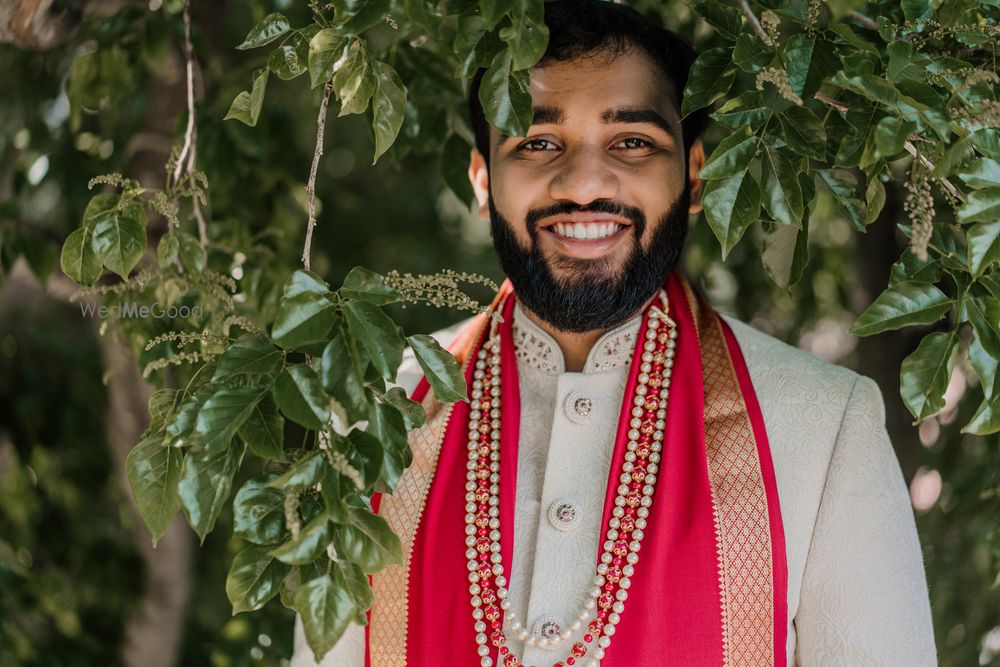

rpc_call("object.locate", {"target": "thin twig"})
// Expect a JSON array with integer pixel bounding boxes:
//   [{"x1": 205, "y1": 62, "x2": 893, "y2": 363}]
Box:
[
  {"x1": 904, "y1": 142, "x2": 965, "y2": 202},
  {"x1": 171, "y1": 0, "x2": 208, "y2": 245},
  {"x1": 813, "y1": 92, "x2": 847, "y2": 113},
  {"x1": 173, "y1": 0, "x2": 196, "y2": 187},
  {"x1": 847, "y1": 10, "x2": 878, "y2": 31},
  {"x1": 813, "y1": 93, "x2": 966, "y2": 203},
  {"x1": 302, "y1": 81, "x2": 334, "y2": 271},
  {"x1": 737, "y1": 0, "x2": 769, "y2": 43}
]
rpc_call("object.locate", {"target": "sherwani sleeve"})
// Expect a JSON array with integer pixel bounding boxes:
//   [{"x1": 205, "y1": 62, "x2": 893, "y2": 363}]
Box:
[{"x1": 793, "y1": 375, "x2": 937, "y2": 666}]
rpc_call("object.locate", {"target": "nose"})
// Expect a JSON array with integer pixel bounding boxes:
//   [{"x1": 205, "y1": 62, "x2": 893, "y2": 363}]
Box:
[{"x1": 547, "y1": 144, "x2": 620, "y2": 206}]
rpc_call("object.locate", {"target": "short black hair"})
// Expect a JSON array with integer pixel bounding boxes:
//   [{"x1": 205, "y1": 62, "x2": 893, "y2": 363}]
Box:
[{"x1": 467, "y1": 0, "x2": 709, "y2": 166}]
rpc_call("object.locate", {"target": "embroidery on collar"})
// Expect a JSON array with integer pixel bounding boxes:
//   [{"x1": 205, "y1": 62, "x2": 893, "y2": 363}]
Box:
[{"x1": 511, "y1": 302, "x2": 641, "y2": 375}]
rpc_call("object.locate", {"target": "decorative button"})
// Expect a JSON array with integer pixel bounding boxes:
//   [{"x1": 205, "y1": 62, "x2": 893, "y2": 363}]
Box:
[
  {"x1": 547, "y1": 498, "x2": 581, "y2": 531},
  {"x1": 564, "y1": 391, "x2": 593, "y2": 424},
  {"x1": 532, "y1": 614, "x2": 565, "y2": 649}
]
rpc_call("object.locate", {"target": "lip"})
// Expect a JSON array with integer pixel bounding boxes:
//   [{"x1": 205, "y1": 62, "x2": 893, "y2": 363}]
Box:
[{"x1": 540, "y1": 222, "x2": 632, "y2": 259}]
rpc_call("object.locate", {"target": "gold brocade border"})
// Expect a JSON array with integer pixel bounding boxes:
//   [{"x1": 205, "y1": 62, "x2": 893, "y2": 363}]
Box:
[
  {"x1": 692, "y1": 290, "x2": 775, "y2": 666},
  {"x1": 369, "y1": 314, "x2": 492, "y2": 667}
]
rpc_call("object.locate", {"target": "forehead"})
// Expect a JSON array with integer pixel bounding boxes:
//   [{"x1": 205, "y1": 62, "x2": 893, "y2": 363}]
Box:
[{"x1": 527, "y1": 48, "x2": 679, "y2": 125}]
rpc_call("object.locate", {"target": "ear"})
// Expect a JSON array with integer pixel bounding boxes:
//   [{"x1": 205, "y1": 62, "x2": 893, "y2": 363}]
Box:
[
  {"x1": 686, "y1": 139, "x2": 705, "y2": 216},
  {"x1": 468, "y1": 148, "x2": 490, "y2": 220}
]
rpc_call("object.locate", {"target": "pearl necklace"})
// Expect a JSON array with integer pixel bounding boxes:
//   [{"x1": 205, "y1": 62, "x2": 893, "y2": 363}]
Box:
[{"x1": 464, "y1": 291, "x2": 677, "y2": 667}]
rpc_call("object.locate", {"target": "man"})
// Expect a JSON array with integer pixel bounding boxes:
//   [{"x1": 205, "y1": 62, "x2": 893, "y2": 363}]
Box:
[{"x1": 293, "y1": 2, "x2": 936, "y2": 665}]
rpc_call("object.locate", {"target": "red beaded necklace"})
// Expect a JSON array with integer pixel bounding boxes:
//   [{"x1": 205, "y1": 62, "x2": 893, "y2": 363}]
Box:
[{"x1": 463, "y1": 290, "x2": 678, "y2": 667}]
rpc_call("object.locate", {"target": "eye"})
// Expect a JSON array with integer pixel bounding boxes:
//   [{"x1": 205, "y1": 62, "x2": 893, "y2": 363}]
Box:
[
  {"x1": 615, "y1": 137, "x2": 653, "y2": 150},
  {"x1": 518, "y1": 138, "x2": 559, "y2": 152}
]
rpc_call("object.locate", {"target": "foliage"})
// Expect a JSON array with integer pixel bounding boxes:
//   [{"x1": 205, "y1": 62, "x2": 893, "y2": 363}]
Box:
[{"x1": 0, "y1": 0, "x2": 998, "y2": 664}]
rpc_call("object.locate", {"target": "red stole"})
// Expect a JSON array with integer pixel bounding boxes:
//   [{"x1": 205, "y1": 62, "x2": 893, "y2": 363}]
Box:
[{"x1": 366, "y1": 271, "x2": 787, "y2": 666}]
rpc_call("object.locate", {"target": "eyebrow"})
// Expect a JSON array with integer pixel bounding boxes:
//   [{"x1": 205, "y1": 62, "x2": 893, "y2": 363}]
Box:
[
  {"x1": 497, "y1": 105, "x2": 678, "y2": 145},
  {"x1": 601, "y1": 107, "x2": 678, "y2": 141}
]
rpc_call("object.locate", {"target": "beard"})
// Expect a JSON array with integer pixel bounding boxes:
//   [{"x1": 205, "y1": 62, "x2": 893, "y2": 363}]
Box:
[{"x1": 488, "y1": 181, "x2": 691, "y2": 333}]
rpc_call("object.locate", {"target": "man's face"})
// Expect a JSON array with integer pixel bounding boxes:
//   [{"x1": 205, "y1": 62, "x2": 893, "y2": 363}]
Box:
[{"x1": 470, "y1": 48, "x2": 704, "y2": 333}]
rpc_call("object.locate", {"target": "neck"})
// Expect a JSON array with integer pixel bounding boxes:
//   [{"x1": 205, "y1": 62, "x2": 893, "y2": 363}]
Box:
[{"x1": 518, "y1": 305, "x2": 605, "y2": 372}]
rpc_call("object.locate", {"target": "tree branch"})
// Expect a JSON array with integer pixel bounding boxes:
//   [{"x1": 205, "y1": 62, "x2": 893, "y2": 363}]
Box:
[
  {"x1": 302, "y1": 81, "x2": 334, "y2": 271},
  {"x1": 737, "y1": 0, "x2": 769, "y2": 44},
  {"x1": 813, "y1": 93, "x2": 966, "y2": 203},
  {"x1": 171, "y1": 0, "x2": 207, "y2": 246}
]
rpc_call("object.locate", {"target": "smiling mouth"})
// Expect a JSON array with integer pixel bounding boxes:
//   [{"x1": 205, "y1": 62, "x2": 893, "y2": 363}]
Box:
[{"x1": 544, "y1": 221, "x2": 630, "y2": 241}]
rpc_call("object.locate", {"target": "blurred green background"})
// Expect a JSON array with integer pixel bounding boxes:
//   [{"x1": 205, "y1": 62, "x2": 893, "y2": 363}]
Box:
[{"x1": 0, "y1": 1, "x2": 997, "y2": 666}]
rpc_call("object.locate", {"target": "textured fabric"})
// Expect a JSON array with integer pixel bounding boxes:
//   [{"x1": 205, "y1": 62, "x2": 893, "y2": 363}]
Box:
[{"x1": 291, "y1": 301, "x2": 937, "y2": 667}]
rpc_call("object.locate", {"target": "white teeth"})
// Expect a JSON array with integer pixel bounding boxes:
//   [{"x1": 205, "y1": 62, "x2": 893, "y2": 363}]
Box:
[{"x1": 551, "y1": 222, "x2": 622, "y2": 240}]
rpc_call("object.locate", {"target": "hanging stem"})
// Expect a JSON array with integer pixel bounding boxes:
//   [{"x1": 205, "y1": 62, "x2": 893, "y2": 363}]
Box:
[
  {"x1": 737, "y1": 0, "x2": 769, "y2": 43},
  {"x1": 302, "y1": 81, "x2": 334, "y2": 271},
  {"x1": 172, "y1": 0, "x2": 208, "y2": 245}
]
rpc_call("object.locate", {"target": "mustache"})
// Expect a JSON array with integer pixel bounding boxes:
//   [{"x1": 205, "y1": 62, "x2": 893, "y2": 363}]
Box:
[{"x1": 524, "y1": 199, "x2": 646, "y2": 236}]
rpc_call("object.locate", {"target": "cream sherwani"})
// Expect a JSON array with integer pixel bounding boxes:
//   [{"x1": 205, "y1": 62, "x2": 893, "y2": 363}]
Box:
[{"x1": 292, "y1": 304, "x2": 937, "y2": 666}]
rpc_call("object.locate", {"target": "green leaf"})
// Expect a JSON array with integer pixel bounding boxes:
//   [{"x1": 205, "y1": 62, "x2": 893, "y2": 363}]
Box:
[
  {"x1": 226, "y1": 545, "x2": 290, "y2": 614},
  {"x1": 784, "y1": 34, "x2": 839, "y2": 99},
  {"x1": 849, "y1": 282, "x2": 952, "y2": 336},
  {"x1": 340, "y1": 266, "x2": 401, "y2": 305},
  {"x1": 957, "y1": 188, "x2": 1000, "y2": 224},
  {"x1": 321, "y1": 329, "x2": 369, "y2": 425},
  {"x1": 61, "y1": 227, "x2": 102, "y2": 286},
  {"x1": 332, "y1": 40, "x2": 376, "y2": 116},
  {"x1": 817, "y1": 169, "x2": 866, "y2": 231},
  {"x1": 268, "y1": 32, "x2": 310, "y2": 81},
  {"x1": 248, "y1": 68, "x2": 269, "y2": 126},
  {"x1": 295, "y1": 574, "x2": 356, "y2": 662},
  {"x1": 308, "y1": 29, "x2": 348, "y2": 88},
  {"x1": 91, "y1": 204, "x2": 147, "y2": 279},
  {"x1": 344, "y1": 430, "x2": 384, "y2": 488},
  {"x1": 930, "y1": 136, "x2": 974, "y2": 178},
  {"x1": 478, "y1": 49, "x2": 532, "y2": 137},
  {"x1": 334, "y1": 560, "x2": 374, "y2": 612},
  {"x1": 271, "y1": 293, "x2": 338, "y2": 350},
  {"x1": 82, "y1": 194, "x2": 119, "y2": 230},
  {"x1": 865, "y1": 175, "x2": 886, "y2": 226},
  {"x1": 233, "y1": 476, "x2": 286, "y2": 544},
  {"x1": 874, "y1": 116, "x2": 915, "y2": 159},
  {"x1": 158, "y1": 230, "x2": 206, "y2": 275},
  {"x1": 442, "y1": 133, "x2": 476, "y2": 203},
  {"x1": 886, "y1": 41, "x2": 932, "y2": 83},
  {"x1": 900, "y1": 331, "x2": 958, "y2": 421},
  {"x1": 761, "y1": 144, "x2": 804, "y2": 227},
  {"x1": 501, "y1": 0, "x2": 549, "y2": 71},
  {"x1": 835, "y1": 102, "x2": 879, "y2": 169},
  {"x1": 237, "y1": 12, "x2": 291, "y2": 50},
  {"x1": 273, "y1": 364, "x2": 330, "y2": 430},
  {"x1": 779, "y1": 106, "x2": 826, "y2": 160},
  {"x1": 371, "y1": 61, "x2": 407, "y2": 164},
  {"x1": 710, "y1": 91, "x2": 769, "y2": 130},
  {"x1": 963, "y1": 396, "x2": 1000, "y2": 435},
  {"x1": 692, "y1": 0, "x2": 742, "y2": 40},
  {"x1": 971, "y1": 129, "x2": 1000, "y2": 161},
  {"x1": 901, "y1": 0, "x2": 933, "y2": 21},
  {"x1": 224, "y1": 91, "x2": 254, "y2": 125},
  {"x1": 343, "y1": 301, "x2": 404, "y2": 382},
  {"x1": 270, "y1": 450, "x2": 326, "y2": 489},
  {"x1": 148, "y1": 389, "x2": 178, "y2": 432},
  {"x1": 732, "y1": 33, "x2": 771, "y2": 73},
  {"x1": 165, "y1": 383, "x2": 218, "y2": 443},
  {"x1": 238, "y1": 395, "x2": 286, "y2": 461},
  {"x1": 333, "y1": 0, "x2": 392, "y2": 34},
  {"x1": 889, "y1": 249, "x2": 942, "y2": 286},
  {"x1": 381, "y1": 386, "x2": 425, "y2": 430},
  {"x1": 965, "y1": 296, "x2": 1000, "y2": 360},
  {"x1": 761, "y1": 221, "x2": 809, "y2": 288},
  {"x1": 681, "y1": 48, "x2": 736, "y2": 118},
  {"x1": 271, "y1": 515, "x2": 334, "y2": 565},
  {"x1": 957, "y1": 158, "x2": 1000, "y2": 190},
  {"x1": 406, "y1": 334, "x2": 467, "y2": 403},
  {"x1": 699, "y1": 127, "x2": 755, "y2": 180},
  {"x1": 213, "y1": 336, "x2": 283, "y2": 383},
  {"x1": 179, "y1": 441, "x2": 246, "y2": 543},
  {"x1": 702, "y1": 167, "x2": 761, "y2": 259},
  {"x1": 194, "y1": 385, "x2": 267, "y2": 455},
  {"x1": 334, "y1": 507, "x2": 403, "y2": 573},
  {"x1": 367, "y1": 401, "x2": 409, "y2": 492},
  {"x1": 968, "y1": 221, "x2": 1000, "y2": 277},
  {"x1": 125, "y1": 435, "x2": 182, "y2": 546}
]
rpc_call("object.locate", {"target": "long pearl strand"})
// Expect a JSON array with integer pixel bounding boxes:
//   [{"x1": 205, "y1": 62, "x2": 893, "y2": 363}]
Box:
[{"x1": 464, "y1": 292, "x2": 677, "y2": 667}]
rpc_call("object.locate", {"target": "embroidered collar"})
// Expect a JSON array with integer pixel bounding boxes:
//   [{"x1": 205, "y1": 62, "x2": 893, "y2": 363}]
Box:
[{"x1": 511, "y1": 302, "x2": 642, "y2": 375}]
